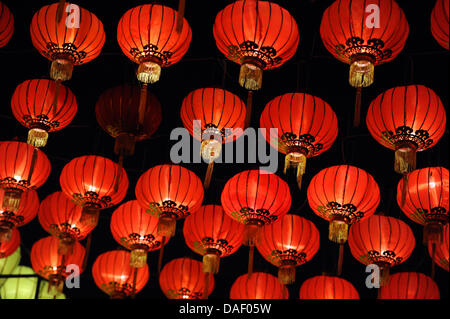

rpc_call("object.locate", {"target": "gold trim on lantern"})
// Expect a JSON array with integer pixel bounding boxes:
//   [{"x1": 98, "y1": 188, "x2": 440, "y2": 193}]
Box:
[
  {"x1": 239, "y1": 58, "x2": 264, "y2": 91},
  {"x1": 50, "y1": 58, "x2": 74, "y2": 82},
  {"x1": 394, "y1": 142, "x2": 417, "y2": 174},
  {"x1": 27, "y1": 128, "x2": 49, "y2": 148},
  {"x1": 349, "y1": 54, "x2": 375, "y2": 88},
  {"x1": 137, "y1": 59, "x2": 162, "y2": 84},
  {"x1": 328, "y1": 214, "x2": 349, "y2": 244}
]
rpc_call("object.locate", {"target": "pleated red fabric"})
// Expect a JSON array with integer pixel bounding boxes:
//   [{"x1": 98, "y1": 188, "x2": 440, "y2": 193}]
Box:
[
  {"x1": 0, "y1": 2, "x2": 14, "y2": 48},
  {"x1": 0, "y1": 227, "x2": 20, "y2": 258},
  {"x1": 229, "y1": 272, "x2": 288, "y2": 299},
  {"x1": 431, "y1": 0, "x2": 449, "y2": 50},
  {"x1": 299, "y1": 275, "x2": 360, "y2": 299},
  {"x1": 0, "y1": 188, "x2": 39, "y2": 227},
  {"x1": 380, "y1": 272, "x2": 440, "y2": 299}
]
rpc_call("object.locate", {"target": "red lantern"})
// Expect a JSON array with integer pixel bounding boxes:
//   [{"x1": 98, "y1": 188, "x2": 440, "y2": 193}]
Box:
[
  {"x1": 320, "y1": 0, "x2": 409, "y2": 126},
  {"x1": 92, "y1": 250, "x2": 149, "y2": 299},
  {"x1": 135, "y1": 164, "x2": 204, "y2": 239},
  {"x1": 0, "y1": 141, "x2": 50, "y2": 212},
  {"x1": 348, "y1": 215, "x2": 416, "y2": 285},
  {"x1": 213, "y1": 0, "x2": 299, "y2": 91},
  {"x1": 307, "y1": 165, "x2": 380, "y2": 244},
  {"x1": 11, "y1": 79, "x2": 77, "y2": 147},
  {"x1": 0, "y1": 227, "x2": 20, "y2": 258},
  {"x1": 95, "y1": 84, "x2": 162, "y2": 159},
  {"x1": 299, "y1": 275, "x2": 360, "y2": 299},
  {"x1": 159, "y1": 258, "x2": 214, "y2": 299},
  {"x1": 366, "y1": 85, "x2": 446, "y2": 175},
  {"x1": 31, "y1": 236, "x2": 85, "y2": 293},
  {"x1": 0, "y1": 2, "x2": 14, "y2": 48},
  {"x1": 260, "y1": 93, "x2": 338, "y2": 189},
  {"x1": 380, "y1": 272, "x2": 440, "y2": 299},
  {"x1": 431, "y1": 0, "x2": 449, "y2": 50},
  {"x1": 38, "y1": 192, "x2": 95, "y2": 256},
  {"x1": 30, "y1": 2, "x2": 105, "y2": 81},
  {"x1": 60, "y1": 155, "x2": 129, "y2": 228},
  {"x1": 0, "y1": 189, "x2": 38, "y2": 243},
  {"x1": 397, "y1": 167, "x2": 449, "y2": 245},
  {"x1": 183, "y1": 205, "x2": 244, "y2": 275},
  {"x1": 111, "y1": 200, "x2": 168, "y2": 268},
  {"x1": 229, "y1": 272, "x2": 288, "y2": 299},
  {"x1": 117, "y1": 4, "x2": 192, "y2": 85},
  {"x1": 429, "y1": 223, "x2": 449, "y2": 271},
  {"x1": 256, "y1": 214, "x2": 320, "y2": 285},
  {"x1": 180, "y1": 88, "x2": 246, "y2": 188}
]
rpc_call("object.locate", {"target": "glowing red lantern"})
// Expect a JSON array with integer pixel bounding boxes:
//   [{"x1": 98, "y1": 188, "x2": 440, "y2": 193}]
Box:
[
  {"x1": 30, "y1": 2, "x2": 105, "y2": 82},
  {"x1": 429, "y1": 223, "x2": 449, "y2": 271},
  {"x1": 397, "y1": 167, "x2": 449, "y2": 246},
  {"x1": 180, "y1": 88, "x2": 246, "y2": 188},
  {"x1": 159, "y1": 258, "x2": 214, "y2": 299},
  {"x1": 92, "y1": 250, "x2": 149, "y2": 299},
  {"x1": 111, "y1": 200, "x2": 168, "y2": 268},
  {"x1": 0, "y1": 227, "x2": 20, "y2": 258},
  {"x1": 183, "y1": 205, "x2": 244, "y2": 274},
  {"x1": 11, "y1": 79, "x2": 77, "y2": 147},
  {"x1": 0, "y1": 189, "x2": 38, "y2": 243},
  {"x1": 31, "y1": 236, "x2": 85, "y2": 293},
  {"x1": 117, "y1": 4, "x2": 191, "y2": 85},
  {"x1": 299, "y1": 275, "x2": 360, "y2": 299},
  {"x1": 38, "y1": 192, "x2": 95, "y2": 256},
  {"x1": 320, "y1": 0, "x2": 409, "y2": 126},
  {"x1": 230, "y1": 272, "x2": 288, "y2": 299},
  {"x1": 256, "y1": 214, "x2": 320, "y2": 285},
  {"x1": 307, "y1": 165, "x2": 380, "y2": 244},
  {"x1": 366, "y1": 85, "x2": 446, "y2": 175},
  {"x1": 380, "y1": 272, "x2": 440, "y2": 299},
  {"x1": 431, "y1": 0, "x2": 449, "y2": 50},
  {"x1": 0, "y1": 2, "x2": 14, "y2": 48},
  {"x1": 213, "y1": 0, "x2": 299, "y2": 92},
  {"x1": 0, "y1": 141, "x2": 50, "y2": 212},
  {"x1": 260, "y1": 93, "x2": 338, "y2": 189},
  {"x1": 348, "y1": 215, "x2": 416, "y2": 285},
  {"x1": 59, "y1": 155, "x2": 129, "y2": 228},
  {"x1": 135, "y1": 164, "x2": 204, "y2": 239}
]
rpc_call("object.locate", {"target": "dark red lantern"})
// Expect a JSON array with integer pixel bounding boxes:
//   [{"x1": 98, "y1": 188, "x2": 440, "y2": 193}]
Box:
[
  {"x1": 180, "y1": 88, "x2": 246, "y2": 188},
  {"x1": 30, "y1": 236, "x2": 85, "y2": 294},
  {"x1": 0, "y1": 189, "x2": 38, "y2": 243},
  {"x1": 320, "y1": 0, "x2": 409, "y2": 126},
  {"x1": 366, "y1": 85, "x2": 446, "y2": 175},
  {"x1": 111, "y1": 200, "x2": 168, "y2": 268},
  {"x1": 348, "y1": 215, "x2": 416, "y2": 285},
  {"x1": 0, "y1": 141, "x2": 50, "y2": 213},
  {"x1": 429, "y1": 223, "x2": 449, "y2": 271},
  {"x1": 11, "y1": 79, "x2": 77, "y2": 147},
  {"x1": 229, "y1": 272, "x2": 289, "y2": 299},
  {"x1": 431, "y1": 0, "x2": 449, "y2": 50},
  {"x1": 260, "y1": 93, "x2": 338, "y2": 189},
  {"x1": 307, "y1": 165, "x2": 380, "y2": 244},
  {"x1": 299, "y1": 275, "x2": 360, "y2": 299},
  {"x1": 159, "y1": 257, "x2": 214, "y2": 299},
  {"x1": 256, "y1": 214, "x2": 320, "y2": 285},
  {"x1": 30, "y1": 2, "x2": 105, "y2": 82},
  {"x1": 0, "y1": 227, "x2": 20, "y2": 258},
  {"x1": 135, "y1": 164, "x2": 204, "y2": 239},
  {"x1": 60, "y1": 155, "x2": 129, "y2": 228},
  {"x1": 92, "y1": 250, "x2": 149, "y2": 299},
  {"x1": 379, "y1": 272, "x2": 440, "y2": 299},
  {"x1": 38, "y1": 191, "x2": 95, "y2": 256},
  {"x1": 0, "y1": 2, "x2": 14, "y2": 48},
  {"x1": 183, "y1": 205, "x2": 244, "y2": 275}
]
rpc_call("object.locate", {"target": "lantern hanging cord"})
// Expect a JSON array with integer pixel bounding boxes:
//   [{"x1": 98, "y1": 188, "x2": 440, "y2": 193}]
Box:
[
  {"x1": 52, "y1": 79, "x2": 62, "y2": 118},
  {"x1": 131, "y1": 267, "x2": 138, "y2": 299},
  {"x1": 353, "y1": 87, "x2": 362, "y2": 127},
  {"x1": 176, "y1": 0, "x2": 186, "y2": 33},
  {"x1": 157, "y1": 236, "x2": 166, "y2": 274},
  {"x1": 337, "y1": 243, "x2": 344, "y2": 276},
  {"x1": 244, "y1": 91, "x2": 254, "y2": 128},
  {"x1": 81, "y1": 231, "x2": 93, "y2": 271}
]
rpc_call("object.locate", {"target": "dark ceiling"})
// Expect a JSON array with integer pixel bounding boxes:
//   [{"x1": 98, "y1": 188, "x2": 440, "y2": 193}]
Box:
[{"x1": 0, "y1": 0, "x2": 448, "y2": 300}]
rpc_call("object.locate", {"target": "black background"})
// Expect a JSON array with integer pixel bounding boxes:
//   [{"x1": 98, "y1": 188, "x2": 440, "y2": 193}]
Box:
[{"x1": 0, "y1": 0, "x2": 448, "y2": 300}]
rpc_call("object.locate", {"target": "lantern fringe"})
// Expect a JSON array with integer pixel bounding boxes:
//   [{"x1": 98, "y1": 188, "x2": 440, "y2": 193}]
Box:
[
  {"x1": 0, "y1": 224, "x2": 12, "y2": 244},
  {"x1": 284, "y1": 152, "x2": 307, "y2": 190},
  {"x1": 176, "y1": 0, "x2": 186, "y2": 33},
  {"x1": 424, "y1": 222, "x2": 443, "y2": 245},
  {"x1": 329, "y1": 217, "x2": 349, "y2": 244},
  {"x1": 240, "y1": 63, "x2": 263, "y2": 91},
  {"x1": 244, "y1": 90, "x2": 254, "y2": 128},
  {"x1": 278, "y1": 265, "x2": 296, "y2": 285},
  {"x1": 157, "y1": 215, "x2": 176, "y2": 238},
  {"x1": 57, "y1": 236, "x2": 75, "y2": 256},
  {"x1": 137, "y1": 62, "x2": 161, "y2": 84},
  {"x1": 394, "y1": 146, "x2": 416, "y2": 175},
  {"x1": 130, "y1": 248, "x2": 148, "y2": 268},
  {"x1": 80, "y1": 206, "x2": 100, "y2": 228},
  {"x1": 1, "y1": 188, "x2": 22, "y2": 212},
  {"x1": 349, "y1": 57, "x2": 374, "y2": 88},
  {"x1": 27, "y1": 128, "x2": 49, "y2": 148},
  {"x1": 243, "y1": 223, "x2": 261, "y2": 247},
  {"x1": 203, "y1": 252, "x2": 220, "y2": 274},
  {"x1": 50, "y1": 59, "x2": 73, "y2": 82},
  {"x1": 353, "y1": 87, "x2": 362, "y2": 127}
]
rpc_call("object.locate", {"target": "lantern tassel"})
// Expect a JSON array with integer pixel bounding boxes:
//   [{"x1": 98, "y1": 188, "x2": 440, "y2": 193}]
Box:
[
  {"x1": 114, "y1": 154, "x2": 124, "y2": 194},
  {"x1": 394, "y1": 147, "x2": 416, "y2": 175},
  {"x1": 203, "y1": 160, "x2": 214, "y2": 191},
  {"x1": 203, "y1": 252, "x2": 220, "y2": 274},
  {"x1": 278, "y1": 265, "x2": 296, "y2": 285},
  {"x1": 244, "y1": 90, "x2": 253, "y2": 128},
  {"x1": 329, "y1": 216, "x2": 349, "y2": 244},
  {"x1": 176, "y1": 0, "x2": 186, "y2": 33},
  {"x1": 1, "y1": 189, "x2": 22, "y2": 213},
  {"x1": 284, "y1": 153, "x2": 307, "y2": 191},
  {"x1": 80, "y1": 205, "x2": 100, "y2": 228},
  {"x1": 81, "y1": 231, "x2": 93, "y2": 271},
  {"x1": 157, "y1": 236, "x2": 166, "y2": 274},
  {"x1": 424, "y1": 222, "x2": 443, "y2": 245},
  {"x1": 353, "y1": 87, "x2": 362, "y2": 127},
  {"x1": 57, "y1": 236, "x2": 75, "y2": 256},
  {"x1": 203, "y1": 273, "x2": 210, "y2": 300},
  {"x1": 337, "y1": 243, "x2": 344, "y2": 276},
  {"x1": 248, "y1": 245, "x2": 254, "y2": 277},
  {"x1": 0, "y1": 224, "x2": 12, "y2": 244},
  {"x1": 130, "y1": 247, "x2": 148, "y2": 268},
  {"x1": 157, "y1": 215, "x2": 177, "y2": 238},
  {"x1": 57, "y1": 0, "x2": 66, "y2": 22},
  {"x1": 138, "y1": 84, "x2": 148, "y2": 129}
]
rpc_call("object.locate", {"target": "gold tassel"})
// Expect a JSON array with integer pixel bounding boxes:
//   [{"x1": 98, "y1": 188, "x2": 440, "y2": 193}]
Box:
[
  {"x1": 50, "y1": 59, "x2": 73, "y2": 82},
  {"x1": 248, "y1": 245, "x2": 255, "y2": 277},
  {"x1": 244, "y1": 90, "x2": 253, "y2": 128},
  {"x1": 239, "y1": 63, "x2": 263, "y2": 91},
  {"x1": 349, "y1": 56, "x2": 374, "y2": 88},
  {"x1": 337, "y1": 243, "x2": 344, "y2": 276},
  {"x1": 353, "y1": 87, "x2": 362, "y2": 127},
  {"x1": 137, "y1": 62, "x2": 161, "y2": 84},
  {"x1": 424, "y1": 222, "x2": 443, "y2": 245},
  {"x1": 203, "y1": 251, "x2": 220, "y2": 274},
  {"x1": 394, "y1": 146, "x2": 416, "y2": 174},
  {"x1": 80, "y1": 205, "x2": 100, "y2": 228},
  {"x1": 278, "y1": 265, "x2": 296, "y2": 285},
  {"x1": 328, "y1": 216, "x2": 349, "y2": 244},
  {"x1": 27, "y1": 128, "x2": 49, "y2": 148},
  {"x1": 157, "y1": 236, "x2": 166, "y2": 274},
  {"x1": 57, "y1": 236, "x2": 74, "y2": 256},
  {"x1": 243, "y1": 222, "x2": 261, "y2": 247},
  {"x1": 176, "y1": 0, "x2": 186, "y2": 33},
  {"x1": 203, "y1": 161, "x2": 214, "y2": 191},
  {"x1": 157, "y1": 215, "x2": 176, "y2": 238},
  {"x1": 1, "y1": 189, "x2": 22, "y2": 212},
  {"x1": 130, "y1": 247, "x2": 148, "y2": 268},
  {"x1": 284, "y1": 152, "x2": 307, "y2": 191}
]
